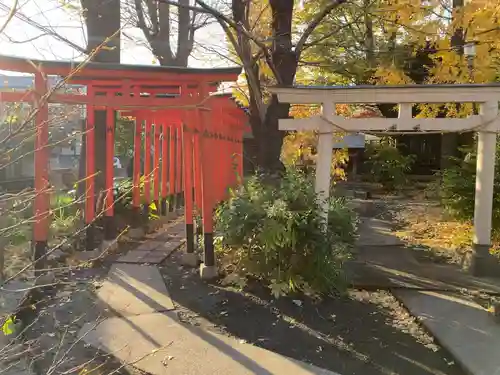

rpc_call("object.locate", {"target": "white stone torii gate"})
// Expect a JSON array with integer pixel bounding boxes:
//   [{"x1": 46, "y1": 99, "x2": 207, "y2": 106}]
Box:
[{"x1": 269, "y1": 84, "x2": 500, "y2": 276}]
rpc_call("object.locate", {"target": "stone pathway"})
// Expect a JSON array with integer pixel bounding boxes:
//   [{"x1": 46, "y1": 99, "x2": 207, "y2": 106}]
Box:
[
  {"x1": 353, "y1": 215, "x2": 500, "y2": 375},
  {"x1": 394, "y1": 290, "x2": 500, "y2": 375},
  {"x1": 78, "y1": 219, "x2": 340, "y2": 375}
]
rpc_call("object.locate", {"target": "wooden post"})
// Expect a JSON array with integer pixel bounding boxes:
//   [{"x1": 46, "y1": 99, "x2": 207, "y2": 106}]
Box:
[
  {"x1": 472, "y1": 100, "x2": 499, "y2": 276},
  {"x1": 193, "y1": 107, "x2": 203, "y2": 212},
  {"x1": 235, "y1": 125, "x2": 244, "y2": 185},
  {"x1": 85, "y1": 86, "x2": 96, "y2": 250},
  {"x1": 153, "y1": 115, "x2": 161, "y2": 211},
  {"x1": 199, "y1": 86, "x2": 217, "y2": 279},
  {"x1": 129, "y1": 112, "x2": 144, "y2": 237},
  {"x1": 315, "y1": 101, "x2": 335, "y2": 222},
  {"x1": 161, "y1": 120, "x2": 169, "y2": 215},
  {"x1": 175, "y1": 122, "x2": 183, "y2": 209},
  {"x1": 182, "y1": 119, "x2": 196, "y2": 265},
  {"x1": 143, "y1": 116, "x2": 152, "y2": 216},
  {"x1": 168, "y1": 124, "x2": 176, "y2": 213},
  {"x1": 103, "y1": 106, "x2": 115, "y2": 242},
  {"x1": 33, "y1": 72, "x2": 50, "y2": 276}
]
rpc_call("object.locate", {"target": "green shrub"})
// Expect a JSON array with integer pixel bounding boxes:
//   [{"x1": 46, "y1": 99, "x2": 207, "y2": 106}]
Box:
[
  {"x1": 365, "y1": 138, "x2": 415, "y2": 191},
  {"x1": 113, "y1": 178, "x2": 158, "y2": 221},
  {"x1": 214, "y1": 168, "x2": 357, "y2": 298},
  {"x1": 439, "y1": 144, "x2": 500, "y2": 229}
]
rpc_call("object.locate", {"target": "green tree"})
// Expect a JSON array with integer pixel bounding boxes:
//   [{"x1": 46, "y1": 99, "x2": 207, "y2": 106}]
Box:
[{"x1": 114, "y1": 117, "x2": 135, "y2": 158}]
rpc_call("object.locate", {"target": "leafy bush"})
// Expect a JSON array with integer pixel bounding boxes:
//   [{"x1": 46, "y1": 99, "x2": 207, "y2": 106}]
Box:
[
  {"x1": 439, "y1": 144, "x2": 500, "y2": 229},
  {"x1": 214, "y1": 168, "x2": 357, "y2": 298},
  {"x1": 365, "y1": 138, "x2": 415, "y2": 191},
  {"x1": 113, "y1": 178, "x2": 158, "y2": 220}
]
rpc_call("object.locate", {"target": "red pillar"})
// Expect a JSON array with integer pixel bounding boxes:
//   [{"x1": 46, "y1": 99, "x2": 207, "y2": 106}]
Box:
[
  {"x1": 168, "y1": 123, "x2": 176, "y2": 213},
  {"x1": 85, "y1": 86, "x2": 96, "y2": 250},
  {"x1": 213, "y1": 107, "x2": 223, "y2": 204},
  {"x1": 153, "y1": 114, "x2": 161, "y2": 211},
  {"x1": 132, "y1": 112, "x2": 143, "y2": 228},
  {"x1": 175, "y1": 122, "x2": 183, "y2": 208},
  {"x1": 199, "y1": 85, "x2": 216, "y2": 268},
  {"x1": 220, "y1": 111, "x2": 232, "y2": 201},
  {"x1": 237, "y1": 126, "x2": 244, "y2": 183},
  {"x1": 230, "y1": 123, "x2": 240, "y2": 188},
  {"x1": 225, "y1": 123, "x2": 233, "y2": 193},
  {"x1": 193, "y1": 108, "x2": 203, "y2": 213},
  {"x1": 182, "y1": 112, "x2": 195, "y2": 255},
  {"x1": 143, "y1": 115, "x2": 152, "y2": 215},
  {"x1": 161, "y1": 118, "x2": 169, "y2": 215},
  {"x1": 33, "y1": 72, "x2": 49, "y2": 274},
  {"x1": 104, "y1": 105, "x2": 115, "y2": 240}
]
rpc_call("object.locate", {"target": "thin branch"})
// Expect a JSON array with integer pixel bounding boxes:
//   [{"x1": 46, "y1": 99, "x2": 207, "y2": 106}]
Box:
[
  {"x1": 4, "y1": 32, "x2": 51, "y2": 44},
  {"x1": 295, "y1": 0, "x2": 348, "y2": 56},
  {"x1": 0, "y1": 0, "x2": 18, "y2": 35},
  {"x1": 0, "y1": 2, "x2": 86, "y2": 54}
]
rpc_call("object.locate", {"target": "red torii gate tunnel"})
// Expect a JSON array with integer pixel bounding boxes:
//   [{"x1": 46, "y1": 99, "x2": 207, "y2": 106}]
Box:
[{"x1": 0, "y1": 55, "x2": 247, "y2": 276}]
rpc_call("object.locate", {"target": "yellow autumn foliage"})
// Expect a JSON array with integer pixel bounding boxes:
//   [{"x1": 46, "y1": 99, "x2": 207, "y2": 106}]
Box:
[
  {"x1": 369, "y1": 0, "x2": 500, "y2": 117},
  {"x1": 281, "y1": 104, "x2": 360, "y2": 180}
]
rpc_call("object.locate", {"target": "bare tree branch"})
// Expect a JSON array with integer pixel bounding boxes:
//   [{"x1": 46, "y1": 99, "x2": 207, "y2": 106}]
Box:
[
  {"x1": 0, "y1": 0, "x2": 18, "y2": 35},
  {"x1": 0, "y1": 2, "x2": 87, "y2": 54}
]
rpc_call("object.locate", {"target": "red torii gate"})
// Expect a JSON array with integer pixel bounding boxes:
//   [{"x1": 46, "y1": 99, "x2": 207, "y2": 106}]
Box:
[{"x1": 0, "y1": 55, "x2": 247, "y2": 278}]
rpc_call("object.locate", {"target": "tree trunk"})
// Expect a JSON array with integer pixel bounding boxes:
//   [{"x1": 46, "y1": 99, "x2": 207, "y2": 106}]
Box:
[
  {"x1": 441, "y1": 0, "x2": 465, "y2": 170},
  {"x1": 253, "y1": 0, "x2": 297, "y2": 174},
  {"x1": 135, "y1": 0, "x2": 195, "y2": 67},
  {"x1": 79, "y1": 0, "x2": 120, "y2": 195}
]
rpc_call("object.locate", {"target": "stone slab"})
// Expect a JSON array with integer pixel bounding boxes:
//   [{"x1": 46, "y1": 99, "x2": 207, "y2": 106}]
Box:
[
  {"x1": 79, "y1": 312, "x2": 339, "y2": 375},
  {"x1": 395, "y1": 290, "x2": 500, "y2": 375},
  {"x1": 136, "y1": 241, "x2": 163, "y2": 252},
  {"x1": 140, "y1": 253, "x2": 171, "y2": 265},
  {"x1": 150, "y1": 231, "x2": 173, "y2": 241},
  {"x1": 167, "y1": 221, "x2": 186, "y2": 234},
  {"x1": 96, "y1": 264, "x2": 174, "y2": 316},
  {"x1": 157, "y1": 240, "x2": 184, "y2": 254},
  {"x1": 116, "y1": 251, "x2": 150, "y2": 263}
]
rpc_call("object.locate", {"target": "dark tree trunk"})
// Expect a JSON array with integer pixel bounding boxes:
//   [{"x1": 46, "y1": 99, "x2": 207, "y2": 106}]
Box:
[
  {"x1": 252, "y1": 0, "x2": 297, "y2": 174},
  {"x1": 441, "y1": 0, "x2": 465, "y2": 170},
  {"x1": 79, "y1": 0, "x2": 120, "y2": 208}
]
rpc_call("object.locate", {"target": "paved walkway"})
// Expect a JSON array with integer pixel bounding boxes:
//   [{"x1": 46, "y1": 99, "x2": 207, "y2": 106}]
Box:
[
  {"x1": 78, "y1": 219, "x2": 340, "y2": 375},
  {"x1": 353, "y1": 216, "x2": 500, "y2": 375}
]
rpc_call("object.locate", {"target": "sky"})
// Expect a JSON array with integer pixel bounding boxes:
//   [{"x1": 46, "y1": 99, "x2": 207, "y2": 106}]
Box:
[{"x1": 0, "y1": 0, "x2": 231, "y2": 75}]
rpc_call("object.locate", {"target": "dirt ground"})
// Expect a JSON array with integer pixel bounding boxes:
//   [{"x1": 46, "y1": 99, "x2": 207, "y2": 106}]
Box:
[
  {"x1": 6, "y1": 204, "x2": 471, "y2": 375},
  {"x1": 160, "y1": 250, "x2": 465, "y2": 375},
  {"x1": 391, "y1": 196, "x2": 476, "y2": 266},
  {"x1": 3, "y1": 237, "x2": 142, "y2": 375}
]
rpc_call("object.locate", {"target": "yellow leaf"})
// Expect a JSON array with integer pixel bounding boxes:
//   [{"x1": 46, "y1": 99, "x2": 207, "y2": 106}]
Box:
[{"x1": 2, "y1": 316, "x2": 15, "y2": 336}]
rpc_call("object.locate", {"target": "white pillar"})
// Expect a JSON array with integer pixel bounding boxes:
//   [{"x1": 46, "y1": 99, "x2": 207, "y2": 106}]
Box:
[
  {"x1": 472, "y1": 101, "x2": 498, "y2": 275},
  {"x1": 315, "y1": 101, "x2": 335, "y2": 221}
]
